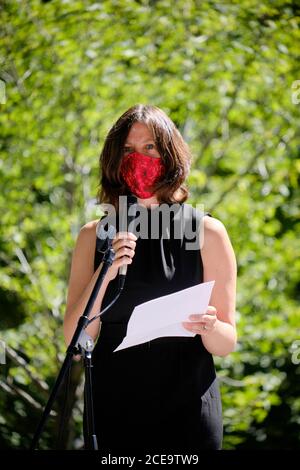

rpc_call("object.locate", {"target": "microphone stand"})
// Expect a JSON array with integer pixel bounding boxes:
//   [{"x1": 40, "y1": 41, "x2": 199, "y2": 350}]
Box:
[
  {"x1": 80, "y1": 330, "x2": 97, "y2": 450},
  {"x1": 30, "y1": 246, "x2": 115, "y2": 450}
]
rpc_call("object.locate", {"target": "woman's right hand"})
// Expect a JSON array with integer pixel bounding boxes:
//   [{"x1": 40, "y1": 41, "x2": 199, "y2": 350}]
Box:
[{"x1": 106, "y1": 231, "x2": 137, "y2": 282}]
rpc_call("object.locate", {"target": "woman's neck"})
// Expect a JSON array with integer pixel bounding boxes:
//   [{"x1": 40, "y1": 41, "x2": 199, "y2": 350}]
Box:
[{"x1": 137, "y1": 195, "x2": 159, "y2": 208}]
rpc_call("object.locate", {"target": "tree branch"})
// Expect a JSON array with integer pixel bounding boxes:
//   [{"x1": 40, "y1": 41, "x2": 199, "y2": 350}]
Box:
[
  {"x1": 0, "y1": 379, "x2": 56, "y2": 416},
  {"x1": 5, "y1": 345, "x2": 49, "y2": 395}
]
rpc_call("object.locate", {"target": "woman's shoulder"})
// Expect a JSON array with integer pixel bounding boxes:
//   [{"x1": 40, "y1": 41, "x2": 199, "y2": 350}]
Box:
[
  {"x1": 80, "y1": 219, "x2": 99, "y2": 232},
  {"x1": 75, "y1": 219, "x2": 99, "y2": 247},
  {"x1": 202, "y1": 214, "x2": 235, "y2": 259},
  {"x1": 185, "y1": 203, "x2": 224, "y2": 232},
  {"x1": 184, "y1": 202, "x2": 230, "y2": 249},
  {"x1": 66, "y1": 220, "x2": 101, "y2": 297},
  {"x1": 203, "y1": 214, "x2": 226, "y2": 236}
]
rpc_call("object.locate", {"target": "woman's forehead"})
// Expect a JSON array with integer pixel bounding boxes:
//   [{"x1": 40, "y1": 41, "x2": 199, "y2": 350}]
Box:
[{"x1": 126, "y1": 122, "x2": 154, "y2": 142}]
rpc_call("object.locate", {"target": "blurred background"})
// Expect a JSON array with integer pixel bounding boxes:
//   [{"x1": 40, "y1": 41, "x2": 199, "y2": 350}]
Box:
[{"x1": 0, "y1": 0, "x2": 299, "y2": 450}]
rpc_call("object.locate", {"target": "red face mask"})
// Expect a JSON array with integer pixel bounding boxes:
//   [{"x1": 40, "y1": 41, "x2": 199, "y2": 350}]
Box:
[{"x1": 120, "y1": 152, "x2": 165, "y2": 199}]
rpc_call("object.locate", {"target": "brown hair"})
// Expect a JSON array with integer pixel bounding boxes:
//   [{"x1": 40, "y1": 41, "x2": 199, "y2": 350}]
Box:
[{"x1": 97, "y1": 104, "x2": 191, "y2": 209}]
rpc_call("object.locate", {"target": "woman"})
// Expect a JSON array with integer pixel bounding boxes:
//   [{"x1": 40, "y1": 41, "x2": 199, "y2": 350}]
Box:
[{"x1": 63, "y1": 104, "x2": 237, "y2": 452}]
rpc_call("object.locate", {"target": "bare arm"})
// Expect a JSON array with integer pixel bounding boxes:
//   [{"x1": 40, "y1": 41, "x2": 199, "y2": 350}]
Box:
[
  {"x1": 182, "y1": 215, "x2": 237, "y2": 357},
  {"x1": 201, "y1": 216, "x2": 237, "y2": 356},
  {"x1": 63, "y1": 221, "x2": 108, "y2": 346}
]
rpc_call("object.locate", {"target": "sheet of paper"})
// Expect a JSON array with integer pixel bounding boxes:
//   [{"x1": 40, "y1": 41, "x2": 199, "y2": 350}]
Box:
[{"x1": 113, "y1": 280, "x2": 215, "y2": 352}]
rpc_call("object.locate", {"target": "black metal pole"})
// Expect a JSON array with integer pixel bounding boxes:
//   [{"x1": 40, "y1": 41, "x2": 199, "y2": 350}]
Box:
[
  {"x1": 83, "y1": 349, "x2": 98, "y2": 450},
  {"x1": 30, "y1": 247, "x2": 115, "y2": 450}
]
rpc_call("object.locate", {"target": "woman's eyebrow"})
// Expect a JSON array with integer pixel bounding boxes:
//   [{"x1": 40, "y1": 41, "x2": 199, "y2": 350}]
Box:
[{"x1": 125, "y1": 139, "x2": 155, "y2": 145}]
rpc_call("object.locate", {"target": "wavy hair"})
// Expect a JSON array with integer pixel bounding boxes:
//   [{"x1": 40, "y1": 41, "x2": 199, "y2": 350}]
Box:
[{"x1": 97, "y1": 104, "x2": 191, "y2": 209}]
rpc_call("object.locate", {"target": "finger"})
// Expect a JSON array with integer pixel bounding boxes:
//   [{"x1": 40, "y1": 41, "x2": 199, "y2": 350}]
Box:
[
  {"x1": 207, "y1": 306, "x2": 217, "y2": 315},
  {"x1": 182, "y1": 322, "x2": 207, "y2": 334},
  {"x1": 114, "y1": 246, "x2": 135, "y2": 260},
  {"x1": 112, "y1": 256, "x2": 133, "y2": 269},
  {"x1": 182, "y1": 322, "x2": 206, "y2": 335},
  {"x1": 112, "y1": 238, "x2": 136, "y2": 252},
  {"x1": 188, "y1": 314, "x2": 205, "y2": 321},
  {"x1": 182, "y1": 321, "x2": 201, "y2": 330},
  {"x1": 114, "y1": 231, "x2": 137, "y2": 242},
  {"x1": 200, "y1": 315, "x2": 217, "y2": 325}
]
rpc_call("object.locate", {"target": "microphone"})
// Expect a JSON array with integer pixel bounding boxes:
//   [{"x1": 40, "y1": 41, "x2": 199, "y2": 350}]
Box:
[
  {"x1": 118, "y1": 195, "x2": 138, "y2": 287},
  {"x1": 96, "y1": 220, "x2": 116, "y2": 258}
]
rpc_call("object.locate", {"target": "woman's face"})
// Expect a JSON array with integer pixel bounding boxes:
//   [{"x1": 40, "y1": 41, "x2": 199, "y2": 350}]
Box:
[{"x1": 123, "y1": 122, "x2": 161, "y2": 159}]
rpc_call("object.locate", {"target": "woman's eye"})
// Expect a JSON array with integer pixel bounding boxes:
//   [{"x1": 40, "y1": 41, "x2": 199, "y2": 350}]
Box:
[
  {"x1": 124, "y1": 147, "x2": 132, "y2": 153},
  {"x1": 146, "y1": 144, "x2": 154, "y2": 150}
]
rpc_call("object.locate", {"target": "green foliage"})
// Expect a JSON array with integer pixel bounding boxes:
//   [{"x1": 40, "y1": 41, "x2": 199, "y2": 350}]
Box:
[{"x1": 0, "y1": 0, "x2": 299, "y2": 449}]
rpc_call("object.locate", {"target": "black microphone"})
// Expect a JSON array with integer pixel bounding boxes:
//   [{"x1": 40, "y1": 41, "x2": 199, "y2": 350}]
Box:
[
  {"x1": 96, "y1": 220, "x2": 116, "y2": 259},
  {"x1": 118, "y1": 195, "x2": 138, "y2": 288}
]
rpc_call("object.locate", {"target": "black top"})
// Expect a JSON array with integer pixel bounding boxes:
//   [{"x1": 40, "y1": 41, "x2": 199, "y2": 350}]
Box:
[
  {"x1": 88, "y1": 202, "x2": 223, "y2": 451},
  {"x1": 94, "y1": 202, "x2": 211, "y2": 328}
]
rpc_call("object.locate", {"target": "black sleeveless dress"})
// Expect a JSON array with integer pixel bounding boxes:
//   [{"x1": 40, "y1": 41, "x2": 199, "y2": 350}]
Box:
[{"x1": 87, "y1": 203, "x2": 223, "y2": 452}]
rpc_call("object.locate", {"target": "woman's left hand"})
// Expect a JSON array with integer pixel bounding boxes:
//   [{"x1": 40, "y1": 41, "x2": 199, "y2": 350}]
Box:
[{"x1": 182, "y1": 306, "x2": 217, "y2": 336}]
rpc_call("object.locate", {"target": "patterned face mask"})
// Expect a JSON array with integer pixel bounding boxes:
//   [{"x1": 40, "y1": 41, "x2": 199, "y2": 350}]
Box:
[{"x1": 120, "y1": 151, "x2": 165, "y2": 199}]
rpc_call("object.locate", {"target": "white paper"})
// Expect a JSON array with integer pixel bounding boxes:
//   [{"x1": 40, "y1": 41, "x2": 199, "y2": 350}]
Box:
[{"x1": 113, "y1": 280, "x2": 215, "y2": 352}]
